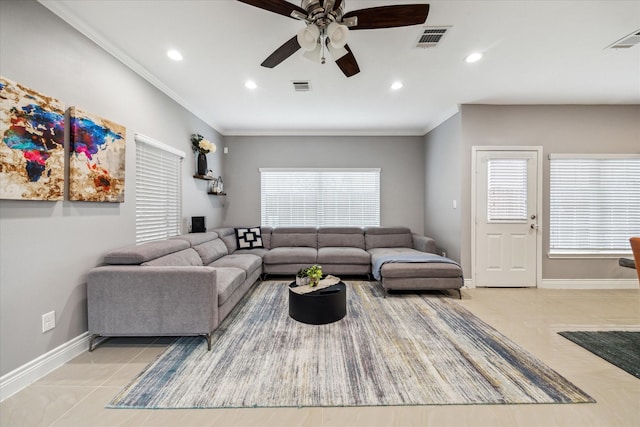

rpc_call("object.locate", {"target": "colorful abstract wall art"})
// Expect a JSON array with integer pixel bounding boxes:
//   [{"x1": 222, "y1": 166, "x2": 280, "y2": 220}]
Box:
[
  {"x1": 69, "y1": 107, "x2": 126, "y2": 202},
  {"x1": 0, "y1": 76, "x2": 65, "y2": 200}
]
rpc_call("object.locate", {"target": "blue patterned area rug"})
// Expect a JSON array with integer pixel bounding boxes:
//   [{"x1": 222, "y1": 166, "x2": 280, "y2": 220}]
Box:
[{"x1": 108, "y1": 282, "x2": 594, "y2": 409}]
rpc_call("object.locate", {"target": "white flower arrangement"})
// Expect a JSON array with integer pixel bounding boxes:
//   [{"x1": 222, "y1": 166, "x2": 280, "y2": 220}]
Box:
[{"x1": 190, "y1": 133, "x2": 217, "y2": 155}]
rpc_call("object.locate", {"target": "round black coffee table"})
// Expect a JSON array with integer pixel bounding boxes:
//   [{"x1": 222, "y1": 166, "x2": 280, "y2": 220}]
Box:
[{"x1": 288, "y1": 282, "x2": 347, "y2": 325}]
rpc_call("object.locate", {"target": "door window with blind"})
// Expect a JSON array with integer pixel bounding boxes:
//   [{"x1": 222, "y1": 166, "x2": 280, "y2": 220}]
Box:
[
  {"x1": 135, "y1": 134, "x2": 185, "y2": 244},
  {"x1": 260, "y1": 168, "x2": 380, "y2": 227},
  {"x1": 549, "y1": 154, "x2": 640, "y2": 255},
  {"x1": 487, "y1": 158, "x2": 528, "y2": 223}
]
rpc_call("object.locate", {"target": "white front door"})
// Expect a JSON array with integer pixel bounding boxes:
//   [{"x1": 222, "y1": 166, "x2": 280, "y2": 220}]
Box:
[{"x1": 474, "y1": 149, "x2": 540, "y2": 287}]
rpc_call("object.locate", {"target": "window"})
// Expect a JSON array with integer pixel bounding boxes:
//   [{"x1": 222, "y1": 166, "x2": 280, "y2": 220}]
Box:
[
  {"x1": 260, "y1": 168, "x2": 380, "y2": 227},
  {"x1": 549, "y1": 154, "x2": 640, "y2": 255},
  {"x1": 135, "y1": 133, "x2": 185, "y2": 244},
  {"x1": 487, "y1": 158, "x2": 528, "y2": 222}
]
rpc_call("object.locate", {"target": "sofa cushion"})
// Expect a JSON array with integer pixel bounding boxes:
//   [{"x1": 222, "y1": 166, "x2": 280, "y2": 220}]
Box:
[
  {"x1": 270, "y1": 227, "x2": 317, "y2": 248},
  {"x1": 369, "y1": 247, "x2": 463, "y2": 279},
  {"x1": 263, "y1": 247, "x2": 317, "y2": 265},
  {"x1": 141, "y1": 248, "x2": 204, "y2": 267},
  {"x1": 170, "y1": 232, "x2": 219, "y2": 247},
  {"x1": 235, "y1": 248, "x2": 269, "y2": 257},
  {"x1": 317, "y1": 247, "x2": 370, "y2": 265},
  {"x1": 103, "y1": 239, "x2": 190, "y2": 265},
  {"x1": 318, "y1": 227, "x2": 365, "y2": 249},
  {"x1": 365, "y1": 226, "x2": 413, "y2": 249},
  {"x1": 193, "y1": 238, "x2": 228, "y2": 265},
  {"x1": 215, "y1": 267, "x2": 247, "y2": 306},
  {"x1": 211, "y1": 254, "x2": 262, "y2": 276},
  {"x1": 235, "y1": 227, "x2": 264, "y2": 249},
  {"x1": 221, "y1": 233, "x2": 237, "y2": 254},
  {"x1": 368, "y1": 247, "x2": 424, "y2": 260},
  {"x1": 381, "y1": 262, "x2": 463, "y2": 279}
]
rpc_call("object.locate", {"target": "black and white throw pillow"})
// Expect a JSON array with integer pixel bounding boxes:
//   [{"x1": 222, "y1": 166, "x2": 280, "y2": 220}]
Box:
[{"x1": 235, "y1": 227, "x2": 264, "y2": 249}]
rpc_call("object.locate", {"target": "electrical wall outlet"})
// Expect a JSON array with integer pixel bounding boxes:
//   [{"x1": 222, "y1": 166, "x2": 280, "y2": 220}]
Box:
[{"x1": 42, "y1": 311, "x2": 55, "y2": 333}]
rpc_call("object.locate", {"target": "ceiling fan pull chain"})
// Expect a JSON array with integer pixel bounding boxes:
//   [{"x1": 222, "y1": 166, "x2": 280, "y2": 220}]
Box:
[{"x1": 321, "y1": 30, "x2": 326, "y2": 64}]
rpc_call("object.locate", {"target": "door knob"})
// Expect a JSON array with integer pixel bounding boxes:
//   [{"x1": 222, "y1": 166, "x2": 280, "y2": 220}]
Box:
[
  {"x1": 530, "y1": 214, "x2": 536, "y2": 220},
  {"x1": 530, "y1": 224, "x2": 538, "y2": 230}
]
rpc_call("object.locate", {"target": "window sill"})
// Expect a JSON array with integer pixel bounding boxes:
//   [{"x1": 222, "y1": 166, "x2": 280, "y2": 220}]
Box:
[{"x1": 547, "y1": 252, "x2": 632, "y2": 259}]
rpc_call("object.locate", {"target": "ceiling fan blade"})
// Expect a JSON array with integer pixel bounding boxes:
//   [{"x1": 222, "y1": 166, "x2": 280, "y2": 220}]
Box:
[
  {"x1": 261, "y1": 36, "x2": 301, "y2": 68},
  {"x1": 343, "y1": 4, "x2": 429, "y2": 30},
  {"x1": 237, "y1": 0, "x2": 307, "y2": 19},
  {"x1": 335, "y1": 44, "x2": 360, "y2": 77}
]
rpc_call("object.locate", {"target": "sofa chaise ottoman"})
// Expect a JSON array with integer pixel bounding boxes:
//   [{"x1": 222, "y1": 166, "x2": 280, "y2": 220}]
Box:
[{"x1": 365, "y1": 227, "x2": 464, "y2": 299}]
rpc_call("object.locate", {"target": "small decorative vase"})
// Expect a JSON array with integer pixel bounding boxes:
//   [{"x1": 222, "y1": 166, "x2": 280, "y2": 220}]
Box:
[
  {"x1": 296, "y1": 276, "x2": 310, "y2": 287},
  {"x1": 197, "y1": 153, "x2": 207, "y2": 176}
]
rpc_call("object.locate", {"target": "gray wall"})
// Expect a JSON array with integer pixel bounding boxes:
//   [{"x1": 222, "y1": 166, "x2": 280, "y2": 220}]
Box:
[
  {"x1": 458, "y1": 104, "x2": 640, "y2": 281},
  {"x1": 0, "y1": 0, "x2": 223, "y2": 375},
  {"x1": 424, "y1": 113, "x2": 462, "y2": 262},
  {"x1": 221, "y1": 135, "x2": 425, "y2": 234}
]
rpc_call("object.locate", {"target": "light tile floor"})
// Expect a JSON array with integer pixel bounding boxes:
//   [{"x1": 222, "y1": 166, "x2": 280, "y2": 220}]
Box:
[{"x1": 2, "y1": 287, "x2": 639, "y2": 427}]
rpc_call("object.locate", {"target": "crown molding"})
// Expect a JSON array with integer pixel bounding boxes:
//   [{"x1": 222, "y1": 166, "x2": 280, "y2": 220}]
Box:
[{"x1": 37, "y1": 0, "x2": 221, "y2": 133}]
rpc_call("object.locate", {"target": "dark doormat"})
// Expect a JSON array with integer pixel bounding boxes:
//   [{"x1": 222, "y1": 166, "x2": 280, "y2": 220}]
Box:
[{"x1": 559, "y1": 331, "x2": 640, "y2": 379}]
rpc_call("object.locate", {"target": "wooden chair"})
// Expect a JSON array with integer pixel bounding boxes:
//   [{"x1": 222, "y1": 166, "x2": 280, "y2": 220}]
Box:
[{"x1": 631, "y1": 237, "x2": 640, "y2": 283}]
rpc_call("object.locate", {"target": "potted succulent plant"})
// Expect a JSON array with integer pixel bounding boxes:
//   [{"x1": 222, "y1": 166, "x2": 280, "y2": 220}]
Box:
[{"x1": 296, "y1": 265, "x2": 323, "y2": 287}]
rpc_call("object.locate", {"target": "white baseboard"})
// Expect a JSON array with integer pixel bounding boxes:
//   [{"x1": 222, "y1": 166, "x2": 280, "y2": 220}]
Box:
[
  {"x1": 540, "y1": 279, "x2": 639, "y2": 289},
  {"x1": 0, "y1": 332, "x2": 90, "y2": 402},
  {"x1": 462, "y1": 278, "x2": 638, "y2": 289}
]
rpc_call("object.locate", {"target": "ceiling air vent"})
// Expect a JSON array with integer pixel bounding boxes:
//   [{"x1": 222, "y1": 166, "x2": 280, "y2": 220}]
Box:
[
  {"x1": 607, "y1": 29, "x2": 640, "y2": 49},
  {"x1": 292, "y1": 81, "x2": 311, "y2": 92},
  {"x1": 416, "y1": 26, "x2": 451, "y2": 48}
]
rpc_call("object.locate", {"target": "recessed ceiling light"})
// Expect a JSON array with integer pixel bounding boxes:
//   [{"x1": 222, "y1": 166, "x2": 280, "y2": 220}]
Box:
[
  {"x1": 245, "y1": 80, "x2": 257, "y2": 90},
  {"x1": 391, "y1": 81, "x2": 403, "y2": 90},
  {"x1": 167, "y1": 49, "x2": 183, "y2": 61},
  {"x1": 465, "y1": 52, "x2": 483, "y2": 63}
]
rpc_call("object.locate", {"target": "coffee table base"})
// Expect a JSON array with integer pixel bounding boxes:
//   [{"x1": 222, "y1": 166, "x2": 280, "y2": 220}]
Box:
[{"x1": 288, "y1": 282, "x2": 346, "y2": 325}]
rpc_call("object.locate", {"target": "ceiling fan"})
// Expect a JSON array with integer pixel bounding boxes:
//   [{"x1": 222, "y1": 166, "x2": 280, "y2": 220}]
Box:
[{"x1": 237, "y1": 0, "x2": 429, "y2": 77}]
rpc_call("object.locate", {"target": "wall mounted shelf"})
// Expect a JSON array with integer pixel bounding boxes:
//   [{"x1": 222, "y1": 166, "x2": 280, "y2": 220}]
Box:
[{"x1": 193, "y1": 175, "x2": 214, "y2": 181}]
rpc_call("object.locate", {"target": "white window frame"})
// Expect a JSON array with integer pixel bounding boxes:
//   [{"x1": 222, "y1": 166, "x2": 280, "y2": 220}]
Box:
[
  {"x1": 260, "y1": 168, "x2": 380, "y2": 227},
  {"x1": 135, "y1": 133, "x2": 185, "y2": 244},
  {"x1": 549, "y1": 153, "x2": 640, "y2": 257}
]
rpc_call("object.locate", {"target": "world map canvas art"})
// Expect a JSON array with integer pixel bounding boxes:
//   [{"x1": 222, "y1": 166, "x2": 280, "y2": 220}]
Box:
[
  {"x1": 0, "y1": 76, "x2": 65, "y2": 200},
  {"x1": 69, "y1": 106, "x2": 126, "y2": 202}
]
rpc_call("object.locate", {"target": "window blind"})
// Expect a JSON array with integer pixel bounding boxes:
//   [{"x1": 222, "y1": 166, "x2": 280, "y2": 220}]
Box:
[
  {"x1": 260, "y1": 168, "x2": 380, "y2": 227},
  {"x1": 549, "y1": 154, "x2": 640, "y2": 254},
  {"x1": 135, "y1": 134, "x2": 185, "y2": 244},
  {"x1": 487, "y1": 158, "x2": 528, "y2": 222}
]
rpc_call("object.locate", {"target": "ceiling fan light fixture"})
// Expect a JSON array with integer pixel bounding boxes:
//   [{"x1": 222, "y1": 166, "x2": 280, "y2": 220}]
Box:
[
  {"x1": 327, "y1": 44, "x2": 348, "y2": 60},
  {"x1": 327, "y1": 22, "x2": 349, "y2": 49},
  {"x1": 297, "y1": 24, "x2": 320, "y2": 51},
  {"x1": 303, "y1": 44, "x2": 323, "y2": 63}
]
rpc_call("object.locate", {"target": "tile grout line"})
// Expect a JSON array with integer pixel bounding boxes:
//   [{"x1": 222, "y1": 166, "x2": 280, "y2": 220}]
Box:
[{"x1": 48, "y1": 340, "x2": 165, "y2": 426}]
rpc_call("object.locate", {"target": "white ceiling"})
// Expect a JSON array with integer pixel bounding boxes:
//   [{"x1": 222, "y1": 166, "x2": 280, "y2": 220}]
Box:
[{"x1": 40, "y1": 0, "x2": 640, "y2": 136}]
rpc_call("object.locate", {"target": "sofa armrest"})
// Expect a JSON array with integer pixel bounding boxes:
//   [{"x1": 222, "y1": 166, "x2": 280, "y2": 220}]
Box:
[
  {"x1": 412, "y1": 233, "x2": 437, "y2": 254},
  {"x1": 87, "y1": 266, "x2": 219, "y2": 337}
]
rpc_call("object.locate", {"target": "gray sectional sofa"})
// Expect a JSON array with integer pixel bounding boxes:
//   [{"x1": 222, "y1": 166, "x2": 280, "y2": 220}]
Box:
[{"x1": 87, "y1": 226, "x2": 463, "y2": 351}]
